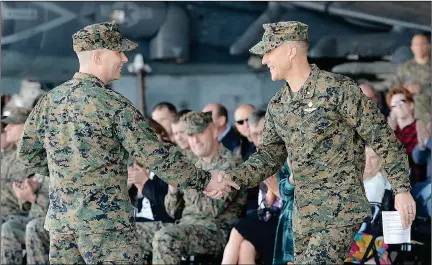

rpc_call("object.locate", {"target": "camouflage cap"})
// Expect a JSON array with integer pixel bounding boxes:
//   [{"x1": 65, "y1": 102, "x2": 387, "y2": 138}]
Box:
[
  {"x1": 180, "y1": 111, "x2": 213, "y2": 135},
  {"x1": 250, "y1": 21, "x2": 308, "y2": 55},
  {"x1": 72, "y1": 21, "x2": 138, "y2": 52},
  {"x1": 1, "y1": 107, "x2": 31, "y2": 125}
]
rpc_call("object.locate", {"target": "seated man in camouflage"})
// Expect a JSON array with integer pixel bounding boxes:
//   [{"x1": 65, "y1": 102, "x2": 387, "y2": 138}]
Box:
[
  {"x1": 136, "y1": 111, "x2": 247, "y2": 264},
  {"x1": 1, "y1": 107, "x2": 37, "y2": 224},
  {"x1": 0, "y1": 173, "x2": 49, "y2": 265}
]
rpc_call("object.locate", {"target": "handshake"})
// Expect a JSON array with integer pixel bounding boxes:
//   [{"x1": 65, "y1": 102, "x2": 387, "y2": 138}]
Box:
[{"x1": 203, "y1": 170, "x2": 241, "y2": 199}]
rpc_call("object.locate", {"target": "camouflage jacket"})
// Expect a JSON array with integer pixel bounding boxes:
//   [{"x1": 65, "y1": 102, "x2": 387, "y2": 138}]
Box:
[
  {"x1": 392, "y1": 59, "x2": 431, "y2": 124},
  {"x1": 392, "y1": 59, "x2": 431, "y2": 88},
  {"x1": 165, "y1": 145, "x2": 247, "y2": 231},
  {"x1": 17, "y1": 72, "x2": 210, "y2": 234},
  {"x1": 1, "y1": 147, "x2": 35, "y2": 219},
  {"x1": 1, "y1": 146, "x2": 34, "y2": 182},
  {"x1": 226, "y1": 64, "x2": 411, "y2": 235}
]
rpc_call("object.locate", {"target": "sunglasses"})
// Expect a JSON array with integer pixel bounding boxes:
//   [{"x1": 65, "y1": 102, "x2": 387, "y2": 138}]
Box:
[
  {"x1": 236, "y1": 118, "x2": 248, "y2": 125},
  {"x1": 391, "y1": 99, "x2": 406, "y2": 108}
]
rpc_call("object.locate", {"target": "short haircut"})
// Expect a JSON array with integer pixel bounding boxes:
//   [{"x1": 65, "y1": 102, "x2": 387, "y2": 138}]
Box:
[
  {"x1": 173, "y1": 109, "x2": 192, "y2": 124},
  {"x1": 214, "y1": 104, "x2": 228, "y2": 123},
  {"x1": 248, "y1": 109, "x2": 266, "y2": 127},
  {"x1": 386, "y1": 86, "x2": 414, "y2": 107},
  {"x1": 146, "y1": 118, "x2": 171, "y2": 143},
  {"x1": 152, "y1": 102, "x2": 177, "y2": 114}
]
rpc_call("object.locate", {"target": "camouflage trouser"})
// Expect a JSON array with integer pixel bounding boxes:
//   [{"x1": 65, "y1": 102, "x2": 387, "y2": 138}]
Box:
[
  {"x1": 136, "y1": 221, "x2": 227, "y2": 264},
  {"x1": 49, "y1": 229, "x2": 142, "y2": 264},
  {"x1": 0, "y1": 214, "x2": 30, "y2": 265},
  {"x1": 294, "y1": 223, "x2": 360, "y2": 264},
  {"x1": 26, "y1": 217, "x2": 50, "y2": 265},
  {"x1": 0, "y1": 182, "x2": 25, "y2": 225}
]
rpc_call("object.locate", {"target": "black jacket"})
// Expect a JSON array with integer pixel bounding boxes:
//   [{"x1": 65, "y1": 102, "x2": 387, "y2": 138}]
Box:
[{"x1": 129, "y1": 176, "x2": 175, "y2": 223}]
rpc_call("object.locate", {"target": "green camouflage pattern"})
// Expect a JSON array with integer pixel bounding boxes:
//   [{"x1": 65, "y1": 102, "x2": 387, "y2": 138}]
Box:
[
  {"x1": 1, "y1": 147, "x2": 34, "y2": 182},
  {"x1": 136, "y1": 221, "x2": 172, "y2": 256},
  {"x1": 294, "y1": 223, "x2": 360, "y2": 264},
  {"x1": 49, "y1": 230, "x2": 142, "y2": 264},
  {"x1": 26, "y1": 217, "x2": 50, "y2": 265},
  {"x1": 136, "y1": 221, "x2": 227, "y2": 264},
  {"x1": 250, "y1": 21, "x2": 308, "y2": 55},
  {"x1": 165, "y1": 144, "x2": 246, "y2": 232},
  {"x1": 226, "y1": 64, "x2": 411, "y2": 236},
  {"x1": 17, "y1": 72, "x2": 211, "y2": 234},
  {"x1": 72, "y1": 21, "x2": 138, "y2": 52},
  {"x1": 392, "y1": 59, "x2": 432, "y2": 124},
  {"x1": 1, "y1": 147, "x2": 34, "y2": 223},
  {"x1": 0, "y1": 175, "x2": 49, "y2": 264},
  {"x1": 28, "y1": 174, "x2": 50, "y2": 219},
  {"x1": 1, "y1": 107, "x2": 32, "y2": 125},
  {"x1": 135, "y1": 145, "x2": 245, "y2": 264},
  {"x1": 181, "y1": 111, "x2": 213, "y2": 135},
  {"x1": 0, "y1": 215, "x2": 30, "y2": 265}
]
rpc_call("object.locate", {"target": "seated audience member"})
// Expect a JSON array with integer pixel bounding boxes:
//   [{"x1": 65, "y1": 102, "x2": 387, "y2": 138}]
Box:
[
  {"x1": 171, "y1": 109, "x2": 196, "y2": 161},
  {"x1": 273, "y1": 162, "x2": 295, "y2": 265},
  {"x1": 136, "y1": 111, "x2": 246, "y2": 264},
  {"x1": 412, "y1": 122, "x2": 431, "y2": 217},
  {"x1": 128, "y1": 118, "x2": 175, "y2": 224},
  {"x1": 202, "y1": 103, "x2": 242, "y2": 155},
  {"x1": 386, "y1": 86, "x2": 427, "y2": 185},
  {"x1": 151, "y1": 101, "x2": 177, "y2": 142},
  {"x1": 363, "y1": 145, "x2": 392, "y2": 204},
  {"x1": 234, "y1": 104, "x2": 257, "y2": 161},
  {"x1": 222, "y1": 109, "x2": 295, "y2": 265}
]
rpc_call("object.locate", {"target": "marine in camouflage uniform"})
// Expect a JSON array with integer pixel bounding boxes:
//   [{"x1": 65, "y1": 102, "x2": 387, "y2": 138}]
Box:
[
  {"x1": 136, "y1": 112, "x2": 246, "y2": 264},
  {"x1": 1, "y1": 108, "x2": 36, "y2": 224},
  {"x1": 220, "y1": 21, "x2": 412, "y2": 264},
  {"x1": 392, "y1": 36, "x2": 431, "y2": 126},
  {"x1": 17, "y1": 22, "x2": 212, "y2": 264},
  {"x1": 1, "y1": 174, "x2": 49, "y2": 265}
]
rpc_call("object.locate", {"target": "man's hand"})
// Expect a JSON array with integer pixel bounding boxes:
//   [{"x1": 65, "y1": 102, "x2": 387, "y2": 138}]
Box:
[
  {"x1": 203, "y1": 170, "x2": 240, "y2": 199},
  {"x1": 264, "y1": 175, "x2": 280, "y2": 197},
  {"x1": 394, "y1": 192, "x2": 416, "y2": 229},
  {"x1": 168, "y1": 185, "x2": 179, "y2": 194},
  {"x1": 127, "y1": 163, "x2": 150, "y2": 188},
  {"x1": 387, "y1": 111, "x2": 397, "y2": 131},
  {"x1": 416, "y1": 120, "x2": 430, "y2": 150},
  {"x1": 12, "y1": 179, "x2": 36, "y2": 203}
]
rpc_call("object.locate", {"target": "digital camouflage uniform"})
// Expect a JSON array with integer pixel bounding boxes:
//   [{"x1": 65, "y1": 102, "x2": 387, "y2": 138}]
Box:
[
  {"x1": 392, "y1": 58, "x2": 432, "y2": 125},
  {"x1": 224, "y1": 21, "x2": 412, "y2": 264},
  {"x1": 1, "y1": 108, "x2": 37, "y2": 224},
  {"x1": 0, "y1": 148, "x2": 30, "y2": 224},
  {"x1": 17, "y1": 22, "x2": 211, "y2": 264},
  {"x1": 1, "y1": 111, "x2": 37, "y2": 224},
  {"x1": 136, "y1": 112, "x2": 246, "y2": 264},
  {"x1": 1, "y1": 174, "x2": 49, "y2": 265}
]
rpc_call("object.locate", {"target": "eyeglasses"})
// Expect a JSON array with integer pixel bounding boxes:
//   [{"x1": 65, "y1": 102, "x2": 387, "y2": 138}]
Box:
[
  {"x1": 236, "y1": 118, "x2": 248, "y2": 125},
  {"x1": 391, "y1": 99, "x2": 406, "y2": 108}
]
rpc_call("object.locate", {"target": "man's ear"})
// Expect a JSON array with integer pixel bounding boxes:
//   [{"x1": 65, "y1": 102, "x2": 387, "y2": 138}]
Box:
[{"x1": 92, "y1": 50, "x2": 102, "y2": 65}]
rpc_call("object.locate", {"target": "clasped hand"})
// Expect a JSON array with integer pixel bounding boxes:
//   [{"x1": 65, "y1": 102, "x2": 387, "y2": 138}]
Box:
[{"x1": 203, "y1": 170, "x2": 240, "y2": 199}]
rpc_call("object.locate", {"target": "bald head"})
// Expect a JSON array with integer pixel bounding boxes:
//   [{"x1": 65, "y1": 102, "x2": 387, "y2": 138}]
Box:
[{"x1": 234, "y1": 104, "x2": 256, "y2": 138}]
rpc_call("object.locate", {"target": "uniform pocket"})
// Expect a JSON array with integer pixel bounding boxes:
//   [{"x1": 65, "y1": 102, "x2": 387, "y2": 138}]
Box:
[{"x1": 302, "y1": 107, "x2": 334, "y2": 137}]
